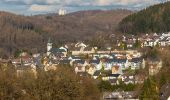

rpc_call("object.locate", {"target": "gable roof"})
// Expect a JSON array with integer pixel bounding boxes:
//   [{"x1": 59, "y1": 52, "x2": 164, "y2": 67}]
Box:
[
  {"x1": 50, "y1": 48, "x2": 66, "y2": 53},
  {"x1": 108, "y1": 74, "x2": 120, "y2": 77},
  {"x1": 108, "y1": 58, "x2": 127, "y2": 63},
  {"x1": 130, "y1": 58, "x2": 142, "y2": 63},
  {"x1": 93, "y1": 70, "x2": 101, "y2": 76},
  {"x1": 89, "y1": 60, "x2": 100, "y2": 64},
  {"x1": 69, "y1": 55, "x2": 81, "y2": 60},
  {"x1": 74, "y1": 60, "x2": 85, "y2": 64}
]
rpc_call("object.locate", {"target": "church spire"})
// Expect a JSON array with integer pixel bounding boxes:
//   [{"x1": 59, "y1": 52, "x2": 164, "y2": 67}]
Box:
[
  {"x1": 47, "y1": 37, "x2": 53, "y2": 56},
  {"x1": 48, "y1": 37, "x2": 52, "y2": 43}
]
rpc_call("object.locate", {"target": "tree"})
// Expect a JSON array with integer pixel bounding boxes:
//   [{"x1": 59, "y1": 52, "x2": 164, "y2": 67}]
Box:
[
  {"x1": 133, "y1": 39, "x2": 141, "y2": 48},
  {"x1": 159, "y1": 73, "x2": 167, "y2": 87},
  {"x1": 140, "y1": 77, "x2": 159, "y2": 99},
  {"x1": 97, "y1": 81, "x2": 112, "y2": 92},
  {"x1": 0, "y1": 64, "x2": 101, "y2": 100}
]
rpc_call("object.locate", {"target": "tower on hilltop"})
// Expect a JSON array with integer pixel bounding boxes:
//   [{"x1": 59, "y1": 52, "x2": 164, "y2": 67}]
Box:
[{"x1": 58, "y1": 8, "x2": 67, "y2": 16}]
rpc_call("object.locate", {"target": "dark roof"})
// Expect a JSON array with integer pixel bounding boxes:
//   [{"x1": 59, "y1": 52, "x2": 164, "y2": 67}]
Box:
[
  {"x1": 33, "y1": 57, "x2": 42, "y2": 66},
  {"x1": 60, "y1": 60, "x2": 70, "y2": 64},
  {"x1": 107, "y1": 58, "x2": 127, "y2": 63},
  {"x1": 52, "y1": 52, "x2": 64, "y2": 57},
  {"x1": 70, "y1": 56, "x2": 81, "y2": 59},
  {"x1": 74, "y1": 60, "x2": 85, "y2": 64},
  {"x1": 93, "y1": 70, "x2": 101, "y2": 76},
  {"x1": 89, "y1": 60, "x2": 100, "y2": 64},
  {"x1": 50, "y1": 48, "x2": 66, "y2": 53},
  {"x1": 130, "y1": 58, "x2": 142, "y2": 63},
  {"x1": 93, "y1": 56, "x2": 100, "y2": 60},
  {"x1": 110, "y1": 53, "x2": 116, "y2": 57},
  {"x1": 51, "y1": 60, "x2": 59, "y2": 64},
  {"x1": 108, "y1": 74, "x2": 120, "y2": 77}
]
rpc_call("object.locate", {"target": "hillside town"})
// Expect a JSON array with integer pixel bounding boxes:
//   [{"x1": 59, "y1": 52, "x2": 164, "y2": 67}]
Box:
[
  {"x1": 3, "y1": 32, "x2": 170, "y2": 99},
  {"x1": 1, "y1": 0, "x2": 170, "y2": 99}
]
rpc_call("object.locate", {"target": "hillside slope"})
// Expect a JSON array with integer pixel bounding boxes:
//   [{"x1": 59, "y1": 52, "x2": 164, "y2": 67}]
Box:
[
  {"x1": 0, "y1": 10, "x2": 132, "y2": 57},
  {"x1": 119, "y1": 2, "x2": 170, "y2": 34}
]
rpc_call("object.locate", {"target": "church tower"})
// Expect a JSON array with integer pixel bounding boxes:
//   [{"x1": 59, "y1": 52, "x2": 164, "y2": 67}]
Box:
[{"x1": 47, "y1": 38, "x2": 52, "y2": 56}]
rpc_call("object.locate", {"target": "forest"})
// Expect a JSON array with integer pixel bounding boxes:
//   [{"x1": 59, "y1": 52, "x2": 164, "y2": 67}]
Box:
[
  {"x1": 119, "y1": 1, "x2": 170, "y2": 35},
  {"x1": 0, "y1": 64, "x2": 101, "y2": 100},
  {"x1": 0, "y1": 10, "x2": 131, "y2": 57}
]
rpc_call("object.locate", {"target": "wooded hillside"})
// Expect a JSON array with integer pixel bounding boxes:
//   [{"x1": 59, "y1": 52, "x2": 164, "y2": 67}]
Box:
[
  {"x1": 0, "y1": 10, "x2": 131, "y2": 57},
  {"x1": 119, "y1": 2, "x2": 170, "y2": 35}
]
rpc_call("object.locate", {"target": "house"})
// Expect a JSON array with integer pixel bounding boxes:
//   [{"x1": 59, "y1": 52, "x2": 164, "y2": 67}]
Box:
[
  {"x1": 159, "y1": 38, "x2": 168, "y2": 47},
  {"x1": 123, "y1": 91, "x2": 138, "y2": 99},
  {"x1": 12, "y1": 52, "x2": 33, "y2": 66},
  {"x1": 143, "y1": 40, "x2": 157, "y2": 47},
  {"x1": 142, "y1": 33, "x2": 160, "y2": 47},
  {"x1": 85, "y1": 64, "x2": 96, "y2": 75},
  {"x1": 49, "y1": 47, "x2": 67, "y2": 58},
  {"x1": 148, "y1": 60, "x2": 162, "y2": 76},
  {"x1": 107, "y1": 74, "x2": 121, "y2": 85},
  {"x1": 90, "y1": 60, "x2": 102, "y2": 70},
  {"x1": 122, "y1": 73, "x2": 135, "y2": 84},
  {"x1": 71, "y1": 47, "x2": 83, "y2": 55},
  {"x1": 111, "y1": 65, "x2": 122, "y2": 74},
  {"x1": 129, "y1": 57, "x2": 143, "y2": 70},
  {"x1": 46, "y1": 38, "x2": 67, "y2": 58},
  {"x1": 109, "y1": 58, "x2": 128, "y2": 71},
  {"x1": 103, "y1": 92, "x2": 123, "y2": 100},
  {"x1": 75, "y1": 42, "x2": 87, "y2": 48},
  {"x1": 124, "y1": 77, "x2": 135, "y2": 84},
  {"x1": 93, "y1": 70, "x2": 101, "y2": 79},
  {"x1": 33, "y1": 54, "x2": 43, "y2": 67},
  {"x1": 140, "y1": 32, "x2": 170, "y2": 47},
  {"x1": 103, "y1": 91, "x2": 138, "y2": 100},
  {"x1": 83, "y1": 47, "x2": 96, "y2": 54},
  {"x1": 69, "y1": 55, "x2": 81, "y2": 60},
  {"x1": 126, "y1": 40, "x2": 135, "y2": 48},
  {"x1": 102, "y1": 73, "x2": 120, "y2": 81},
  {"x1": 71, "y1": 46, "x2": 96, "y2": 55},
  {"x1": 73, "y1": 60, "x2": 86, "y2": 74}
]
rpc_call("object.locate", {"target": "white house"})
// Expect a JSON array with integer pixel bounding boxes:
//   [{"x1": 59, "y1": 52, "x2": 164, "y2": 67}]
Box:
[{"x1": 75, "y1": 42, "x2": 87, "y2": 48}]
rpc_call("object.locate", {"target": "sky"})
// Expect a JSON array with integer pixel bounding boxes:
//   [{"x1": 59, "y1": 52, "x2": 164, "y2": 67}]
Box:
[{"x1": 0, "y1": 0, "x2": 169, "y2": 15}]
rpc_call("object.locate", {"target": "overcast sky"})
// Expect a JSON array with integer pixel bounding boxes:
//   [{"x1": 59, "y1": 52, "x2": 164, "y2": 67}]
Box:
[{"x1": 0, "y1": 0, "x2": 169, "y2": 15}]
